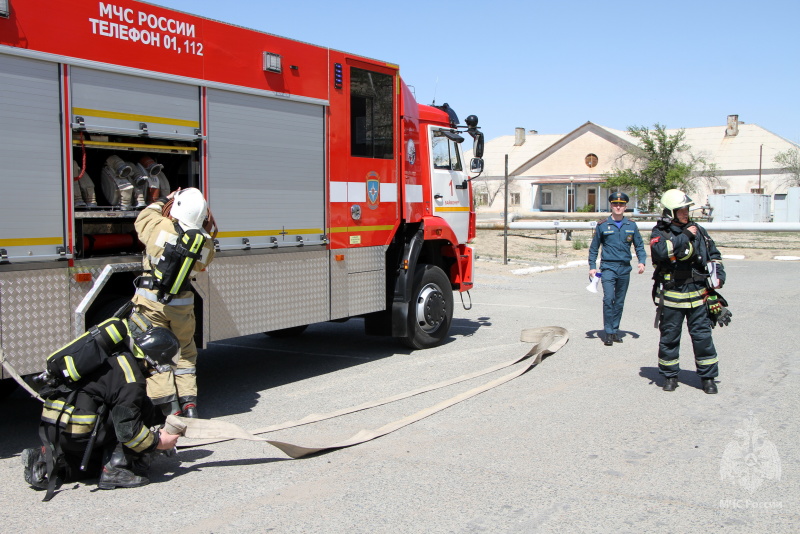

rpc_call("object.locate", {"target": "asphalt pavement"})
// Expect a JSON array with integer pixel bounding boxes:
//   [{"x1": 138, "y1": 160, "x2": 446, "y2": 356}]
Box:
[{"x1": 1, "y1": 259, "x2": 797, "y2": 533}]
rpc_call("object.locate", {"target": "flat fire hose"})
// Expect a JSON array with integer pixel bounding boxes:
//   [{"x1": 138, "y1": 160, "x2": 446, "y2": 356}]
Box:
[
  {"x1": 168, "y1": 326, "x2": 568, "y2": 459},
  {"x1": 0, "y1": 348, "x2": 44, "y2": 402}
]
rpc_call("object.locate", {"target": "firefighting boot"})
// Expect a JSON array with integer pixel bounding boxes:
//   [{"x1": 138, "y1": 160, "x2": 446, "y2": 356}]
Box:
[
  {"x1": 21, "y1": 446, "x2": 50, "y2": 489},
  {"x1": 160, "y1": 400, "x2": 182, "y2": 417},
  {"x1": 663, "y1": 377, "x2": 678, "y2": 392},
  {"x1": 131, "y1": 452, "x2": 153, "y2": 478},
  {"x1": 98, "y1": 444, "x2": 150, "y2": 490},
  {"x1": 702, "y1": 378, "x2": 718, "y2": 394},
  {"x1": 179, "y1": 396, "x2": 199, "y2": 418}
]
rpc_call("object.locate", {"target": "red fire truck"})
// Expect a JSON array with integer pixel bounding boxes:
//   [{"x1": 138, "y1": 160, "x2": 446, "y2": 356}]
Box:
[{"x1": 0, "y1": 0, "x2": 483, "y2": 385}]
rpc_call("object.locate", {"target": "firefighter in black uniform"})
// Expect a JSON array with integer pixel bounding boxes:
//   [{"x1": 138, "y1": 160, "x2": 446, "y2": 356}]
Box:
[
  {"x1": 650, "y1": 189, "x2": 731, "y2": 394},
  {"x1": 22, "y1": 322, "x2": 182, "y2": 499}
]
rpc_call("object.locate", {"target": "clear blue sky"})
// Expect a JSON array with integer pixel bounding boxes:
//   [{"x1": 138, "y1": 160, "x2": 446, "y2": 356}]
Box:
[{"x1": 150, "y1": 0, "x2": 799, "y2": 145}]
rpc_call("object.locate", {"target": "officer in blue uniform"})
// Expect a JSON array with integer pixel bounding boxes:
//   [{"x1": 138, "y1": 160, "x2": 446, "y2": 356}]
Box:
[{"x1": 588, "y1": 192, "x2": 647, "y2": 346}]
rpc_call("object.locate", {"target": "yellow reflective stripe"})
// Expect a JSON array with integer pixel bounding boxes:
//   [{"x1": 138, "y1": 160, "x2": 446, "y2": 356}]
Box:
[
  {"x1": 678, "y1": 243, "x2": 694, "y2": 261},
  {"x1": 663, "y1": 300, "x2": 705, "y2": 309},
  {"x1": 132, "y1": 344, "x2": 146, "y2": 360},
  {"x1": 42, "y1": 401, "x2": 76, "y2": 426},
  {"x1": 663, "y1": 289, "x2": 707, "y2": 300},
  {"x1": 697, "y1": 358, "x2": 719, "y2": 366},
  {"x1": 124, "y1": 427, "x2": 156, "y2": 452},
  {"x1": 43, "y1": 398, "x2": 73, "y2": 412},
  {"x1": 0, "y1": 236, "x2": 62, "y2": 247},
  {"x1": 124, "y1": 427, "x2": 150, "y2": 449},
  {"x1": 72, "y1": 107, "x2": 199, "y2": 128},
  {"x1": 659, "y1": 359, "x2": 679, "y2": 367},
  {"x1": 105, "y1": 324, "x2": 124, "y2": 344},
  {"x1": 64, "y1": 356, "x2": 81, "y2": 382},
  {"x1": 128, "y1": 312, "x2": 150, "y2": 333},
  {"x1": 665, "y1": 241, "x2": 674, "y2": 260},
  {"x1": 328, "y1": 225, "x2": 395, "y2": 233},
  {"x1": 116, "y1": 355, "x2": 137, "y2": 383},
  {"x1": 435, "y1": 207, "x2": 470, "y2": 212},
  {"x1": 170, "y1": 233, "x2": 205, "y2": 294},
  {"x1": 215, "y1": 228, "x2": 323, "y2": 238},
  {"x1": 69, "y1": 414, "x2": 97, "y2": 424}
]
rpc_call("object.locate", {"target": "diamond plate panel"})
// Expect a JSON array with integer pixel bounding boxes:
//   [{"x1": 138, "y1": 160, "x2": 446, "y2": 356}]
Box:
[
  {"x1": 346, "y1": 246, "x2": 388, "y2": 274},
  {"x1": 330, "y1": 249, "x2": 349, "y2": 320},
  {"x1": 328, "y1": 247, "x2": 387, "y2": 319},
  {"x1": 348, "y1": 270, "x2": 387, "y2": 316},
  {"x1": 68, "y1": 261, "x2": 142, "y2": 338},
  {"x1": 1, "y1": 267, "x2": 71, "y2": 376},
  {"x1": 207, "y1": 251, "x2": 330, "y2": 340}
]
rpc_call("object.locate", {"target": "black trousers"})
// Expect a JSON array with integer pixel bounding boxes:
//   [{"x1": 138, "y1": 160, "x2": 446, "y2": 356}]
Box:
[{"x1": 657, "y1": 304, "x2": 719, "y2": 379}]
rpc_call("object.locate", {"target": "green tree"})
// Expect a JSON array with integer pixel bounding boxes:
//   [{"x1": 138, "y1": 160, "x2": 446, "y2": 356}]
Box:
[
  {"x1": 604, "y1": 124, "x2": 716, "y2": 212},
  {"x1": 774, "y1": 147, "x2": 800, "y2": 187}
]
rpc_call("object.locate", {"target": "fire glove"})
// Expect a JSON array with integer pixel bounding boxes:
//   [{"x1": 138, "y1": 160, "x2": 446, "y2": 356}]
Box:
[
  {"x1": 714, "y1": 307, "x2": 732, "y2": 327},
  {"x1": 707, "y1": 295, "x2": 732, "y2": 328},
  {"x1": 707, "y1": 295, "x2": 723, "y2": 314}
]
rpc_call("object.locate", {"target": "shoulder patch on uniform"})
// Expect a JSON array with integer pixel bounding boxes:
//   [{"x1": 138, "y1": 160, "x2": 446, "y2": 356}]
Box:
[{"x1": 650, "y1": 236, "x2": 661, "y2": 245}]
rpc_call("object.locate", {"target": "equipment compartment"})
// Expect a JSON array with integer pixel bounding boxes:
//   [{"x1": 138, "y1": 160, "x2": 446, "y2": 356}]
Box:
[{"x1": 70, "y1": 133, "x2": 201, "y2": 258}]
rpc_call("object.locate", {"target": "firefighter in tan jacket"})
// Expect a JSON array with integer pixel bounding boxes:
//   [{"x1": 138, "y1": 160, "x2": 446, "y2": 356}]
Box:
[{"x1": 133, "y1": 187, "x2": 216, "y2": 418}]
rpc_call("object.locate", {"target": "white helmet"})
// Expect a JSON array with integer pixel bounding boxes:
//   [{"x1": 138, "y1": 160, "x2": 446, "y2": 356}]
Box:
[
  {"x1": 660, "y1": 189, "x2": 693, "y2": 218},
  {"x1": 170, "y1": 188, "x2": 208, "y2": 231}
]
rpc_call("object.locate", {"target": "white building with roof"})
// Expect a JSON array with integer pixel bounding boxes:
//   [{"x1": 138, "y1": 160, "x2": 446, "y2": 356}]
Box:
[{"x1": 470, "y1": 115, "x2": 798, "y2": 214}]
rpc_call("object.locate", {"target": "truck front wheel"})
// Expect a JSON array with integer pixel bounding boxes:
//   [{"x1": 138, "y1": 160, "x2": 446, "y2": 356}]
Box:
[{"x1": 403, "y1": 264, "x2": 453, "y2": 349}]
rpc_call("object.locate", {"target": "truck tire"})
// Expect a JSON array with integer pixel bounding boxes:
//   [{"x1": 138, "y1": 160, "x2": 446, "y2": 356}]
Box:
[
  {"x1": 403, "y1": 264, "x2": 453, "y2": 349},
  {"x1": 265, "y1": 325, "x2": 308, "y2": 338}
]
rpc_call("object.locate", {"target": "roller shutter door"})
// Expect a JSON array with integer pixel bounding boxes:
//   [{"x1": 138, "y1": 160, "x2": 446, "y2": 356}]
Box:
[
  {"x1": 71, "y1": 67, "x2": 200, "y2": 140},
  {"x1": 206, "y1": 89, "x2": 325, "y2": 250},
  {"x1": 0, "y1": 55, "x2": 64, "y2": 261}
]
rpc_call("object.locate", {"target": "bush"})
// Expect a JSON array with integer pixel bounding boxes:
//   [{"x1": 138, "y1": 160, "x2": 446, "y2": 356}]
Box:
[{"x1": 572, "y1": 237, "x2": 589, "y2": 250}]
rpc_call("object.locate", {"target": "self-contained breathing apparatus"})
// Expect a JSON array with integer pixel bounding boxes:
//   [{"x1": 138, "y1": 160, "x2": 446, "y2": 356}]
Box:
[
  {"x1": 651, "y1": 218, "x2": 732, "y2": 329},
  {"x1": 137, "y1": 221, "x2": 207, "y2": 304}
]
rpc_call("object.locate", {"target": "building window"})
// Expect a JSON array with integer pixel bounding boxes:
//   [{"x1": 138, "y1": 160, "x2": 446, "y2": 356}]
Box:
[
  {"x1": 585, "y1": 153, "x2": 598, "y2": 168},
  {"x1": 541, "y1": 190, "x2": 553, "y2": 205},
  {"x1": 713, "y1": 188, "x2": 726, "y2": 194},
  {"x1": 510, "y1": 192, "x2": 520, "y2": 206},
  {"x1": 476, "y1": 192, "x2": 489, "y2": 206},
  {"x1": 751, "y1": 188, "x2": 764, "y2": 194}
]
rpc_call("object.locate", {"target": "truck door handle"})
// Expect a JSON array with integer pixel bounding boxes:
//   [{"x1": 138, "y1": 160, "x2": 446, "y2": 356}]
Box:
[{"x1": 434, "y1": 194, "x2": 443, "y2": 199}]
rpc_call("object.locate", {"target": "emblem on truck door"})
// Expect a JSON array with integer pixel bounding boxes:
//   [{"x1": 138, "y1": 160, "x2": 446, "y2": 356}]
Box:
[
  {"x1": 366, "y1": 171, "x2": 380, "y2": 210},
  {"x1": 406, "y1": 139, "x2": 416, "y2": 165}
]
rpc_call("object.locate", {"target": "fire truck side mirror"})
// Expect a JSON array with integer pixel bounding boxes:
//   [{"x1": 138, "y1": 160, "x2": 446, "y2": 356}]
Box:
[{"x1": 470, "y1": 158, "x2": 484, "y2": 174}]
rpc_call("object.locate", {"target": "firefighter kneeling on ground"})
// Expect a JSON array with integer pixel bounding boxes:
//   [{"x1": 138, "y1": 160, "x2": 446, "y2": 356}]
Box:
[
  {"x1": 133, "y1": 187, "x2": 216, "y2": 418},
  {"x1": 650, "y1": 189, "x2": 732, "y2": 394},
  {"x1": 22, "y1": 319, "x2": 182, "y2": 499}
]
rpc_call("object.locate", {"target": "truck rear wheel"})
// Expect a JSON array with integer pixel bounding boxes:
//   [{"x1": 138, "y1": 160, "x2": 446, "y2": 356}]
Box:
[{"x1": 403, "y1": 264, "x2": 453, "y2": 349}]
